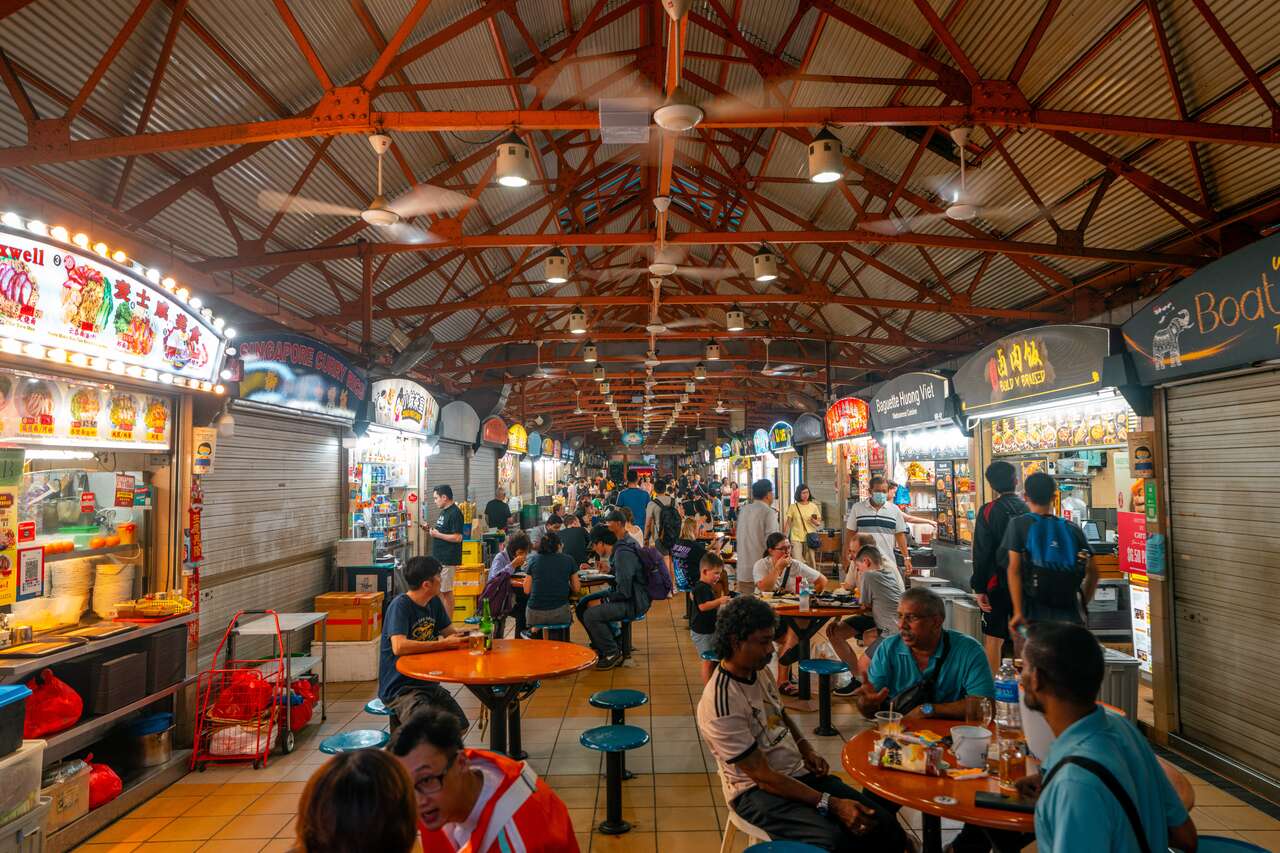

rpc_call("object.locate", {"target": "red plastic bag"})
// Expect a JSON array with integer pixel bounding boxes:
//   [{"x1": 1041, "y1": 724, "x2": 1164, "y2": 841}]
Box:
[
  {"x1": 211, "y1": 671, "x2": 273, "y2": 721},
  {"x1": 23, "y1": 669, "x2": 83, "y2": 738},
  {"x1": 288, "y1": 678, "x2": 318, "y2": 732},
  {"x1": 85, "y1": 754, "x2": 122, "y2": 810}
]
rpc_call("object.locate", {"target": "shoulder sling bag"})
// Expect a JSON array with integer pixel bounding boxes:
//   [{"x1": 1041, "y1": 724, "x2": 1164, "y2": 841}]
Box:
[{"x1": 1042, "y1": 755, "x2": 1152, "y2": 853}]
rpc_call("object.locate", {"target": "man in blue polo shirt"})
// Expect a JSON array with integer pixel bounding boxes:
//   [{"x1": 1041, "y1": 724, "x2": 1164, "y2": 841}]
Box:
[
  {"x1": 1019, "y1": 622, "x2": 1196, "y2": 853},
  {"x1": 615, "y1": 470, "x2": 650, "y2": 531}
]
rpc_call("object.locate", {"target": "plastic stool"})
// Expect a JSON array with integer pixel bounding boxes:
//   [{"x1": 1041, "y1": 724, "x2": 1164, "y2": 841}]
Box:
[
  {"x1": 743, "y1": 843, "x2": 825, "y2": 853},
  {"x1": 533, "y1": 623, "x2": 571, "y2": 641},
  {"x1": 319, "y1": 729, "x2": 389, "y2": 754},
  {"x1": 363, "y1": 698, "x2": 390, "y2": 716},
  {"x1": 589, "y1": 689, "x2": 648, "y2": 780},
  {"x1": 798, "y1": 660, "x2": 849, "y2": 736},
  {"x1": 701, "y1": 650, "x2": 718, "y2": 662},
  {"x1": 580, "y1": 724, "x2": 650, "y2": 835},
  {"x1": 619, "y1": 612, "x2": 646, "y2": 658}
]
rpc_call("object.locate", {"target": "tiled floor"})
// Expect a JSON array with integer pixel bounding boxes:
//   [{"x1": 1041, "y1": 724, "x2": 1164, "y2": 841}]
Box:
[{"x1": 75, "y1": 596, "x2": 1280, "y2": 852}]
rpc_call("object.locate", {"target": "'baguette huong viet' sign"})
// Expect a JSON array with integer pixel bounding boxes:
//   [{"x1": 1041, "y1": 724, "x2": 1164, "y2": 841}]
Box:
[
  {"x1": 870, "y1": 372, "x2": 949, "y2": 431},
  {"x1": 1122, "y1": 231, "x2": 1280, "y2": 383},
  {"x1": 953, "y1": 325, "x2": 1111, "y2": 415}
]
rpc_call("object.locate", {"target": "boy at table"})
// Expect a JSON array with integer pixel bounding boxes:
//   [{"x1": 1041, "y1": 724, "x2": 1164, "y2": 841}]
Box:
[{"x1": 379, "y1": 556, "x2": 471, "y2": 737}]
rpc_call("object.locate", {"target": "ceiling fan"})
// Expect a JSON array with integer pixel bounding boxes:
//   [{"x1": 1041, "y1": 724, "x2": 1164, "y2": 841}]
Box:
[
  {"x1": 258, "y1": 133, "x2": 475, "y2": 243},
  {"x1": 759, "y1": 337, "x2": 804, "y2": 377},
  {"x1": 530, "y1": 341, "x2": 570, "y2": 379}
]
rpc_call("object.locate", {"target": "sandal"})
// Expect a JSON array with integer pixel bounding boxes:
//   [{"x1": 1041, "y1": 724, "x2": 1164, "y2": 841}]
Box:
[{"x1": 779, "y1": 680, "x2": 800, "y2": 697}]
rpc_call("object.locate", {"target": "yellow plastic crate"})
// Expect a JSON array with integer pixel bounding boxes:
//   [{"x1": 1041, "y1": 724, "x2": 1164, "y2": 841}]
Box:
[
  {"x1": 461, "y1": 541, "x2": 482, "y2": 564},
  {"x1": 454, "y1": 594, "x2": 478, "y2": 621}
]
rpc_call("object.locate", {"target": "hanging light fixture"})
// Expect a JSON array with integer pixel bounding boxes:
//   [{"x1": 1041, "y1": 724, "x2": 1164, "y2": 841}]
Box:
[
  {"x1": 694, "y1": 363, "x2": 707, "y2": 381},
  {"x1": 495, "y1": 132, "x2": 535, "y2": 187},
  {"x1": 807, "y1": 127, "x2": 844, "y2": 183},
  {"x1": 583, "y1": 342, "x2": 598, "y2": 362},
  {"x1": 705, "y1": 341, "x2": 720, "y2": 361},
  {"x1": 569, "y1": 307, "x2": 588, "y2": 335},
  {"x1": 592, "y1": 365, "x2": 606, "y2": 382},
  {"x1": 544, "y1": 248, "x2": 569, "y2": 283},
  {"x1": 753, "y1": 247, "x2": 779, "y2": 282},
  {"x1": 725, "y1": 306, "x2": 745, "y2": 332},
  {"x1": 600, "y1": 382, "x2": 610, "y2": 394},
  {"x1": 685, "y1": 380, "x2": 696, "y2": 394}
]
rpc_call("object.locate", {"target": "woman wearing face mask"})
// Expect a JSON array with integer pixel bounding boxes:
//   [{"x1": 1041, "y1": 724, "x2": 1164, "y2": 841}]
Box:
[{"x1": 843, "y1": 475, "x2": 913, "y2": 581}]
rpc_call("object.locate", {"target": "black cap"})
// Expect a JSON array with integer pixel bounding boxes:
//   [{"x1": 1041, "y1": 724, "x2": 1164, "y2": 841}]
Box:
[{"x1": 603, "y1": 509, "x2": 626, "y2": 524}]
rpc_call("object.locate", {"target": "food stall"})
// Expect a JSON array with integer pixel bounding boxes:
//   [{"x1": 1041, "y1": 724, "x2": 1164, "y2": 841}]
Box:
[
  {"x1": 769, "y1": 421, "x2": 798, "y2": 515},
  {"x1": 1118, "y1": 230, "x2": 1280, "y2": 794},
  {"x1": 749, "y1": 427, "x2": 778, "y2": 499},
  {"x1": 0, "y1": 216, "x2": 229, "y2": 848},
  {"x1": 823, "y1": 396, "x2": 876, "y2": 515},
  {"x1": 870, "y1": 372, "x2": 975, "y2": 548},
  {"x1": 792, "y1": 412, "x2": 834, "y2": 525},
  {"x1": 434, "y1": 399, "x2": 481, "y2": 542},
  {"x1": 351, "y1": 378, "x2": 440, "y2": 564},
  {"x1": 479, "y1": 416, "x2": 513, "y2": 504}
]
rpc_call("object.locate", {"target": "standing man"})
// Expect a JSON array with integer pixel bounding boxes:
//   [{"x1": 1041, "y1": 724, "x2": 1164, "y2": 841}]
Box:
[
  {"x1": 970, "y1": 460, "x2": 1028, "y2": 671},
  {"x1": 579, "y1": 527, "x2": 650, "y2": 670},
  {"x1": 1018, "y1": 622, "x2": 1197, "y2": 853},
  {"x1": 645, "y1": 478, "x2": 681, "y2": 561},
  {"x1": 425, "y1": 484, "x2": 465, "y2": 613},
  {"x1": 483, "y1": 488, "x2": 513, "y2": 532},
  {"x1": 844, "y1": 475, "x2": 913, "y2": 580},
  {"x1": 734, "y1": 479, "x2": 779, "y2": 596},
  {"x1": 615, "y1": 470, "x2": 650, "y2": 529}
]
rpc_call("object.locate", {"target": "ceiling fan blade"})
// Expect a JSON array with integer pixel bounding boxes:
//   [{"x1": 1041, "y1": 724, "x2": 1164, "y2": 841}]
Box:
[
  {"x1": 674, "y1": 265, "x2": 742, "y2": 280},
  {"x1": 386, "y1": 183, "x2": 476, "y2": 219},
  {"x1": 581, "y1": 266, "x2": 647, "y2": 281},
  {"x1": 658, "y1": 317, "x2": 706, "y2": 330},
  {"x1": 257, "y1": 190, "x2": 360, "y2": 218},
  {"x1": 377, "y1": 221, "x2": 445, "y2": 244},
  {"x1": 861, "y1": 212, "x2": 945, "y2": 235}
]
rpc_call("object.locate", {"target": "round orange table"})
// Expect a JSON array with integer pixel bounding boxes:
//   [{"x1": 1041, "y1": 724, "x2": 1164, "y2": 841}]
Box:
[
  {"x1": 842, "y1": 721, "x2": 1034, "y2": 853},
  {"x1": 771, "y1": 602, "x2": 862, "y2": 700},
  {"x1": 397, "y1": 639, "x2": 597, "y2": 756}
]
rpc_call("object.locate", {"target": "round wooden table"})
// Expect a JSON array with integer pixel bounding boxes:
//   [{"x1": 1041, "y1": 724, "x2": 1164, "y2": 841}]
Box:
[
  {"x1": 842, "y1": 721, "x2": 1034, "y2": 853},
  {"x1": 397, "y1": 639, "x2": 597, "y2": 757},
  {"x1": 770, "y1": 602, "x2": 862, "y2": 700}
]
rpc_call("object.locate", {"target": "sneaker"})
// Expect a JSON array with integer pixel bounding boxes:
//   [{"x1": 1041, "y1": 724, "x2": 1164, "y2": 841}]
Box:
[
  {"x1": 595, "y1": 653, "x2": 623, "y2": 670},
  {"x1": 833, "y1": 679, "x2": 860, "y2": 697}
]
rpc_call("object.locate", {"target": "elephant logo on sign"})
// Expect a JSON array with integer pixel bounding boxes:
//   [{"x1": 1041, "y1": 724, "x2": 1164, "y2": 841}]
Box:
[{"x1": 1151, "y1": 309, "x2": 1193, "y2": 370}]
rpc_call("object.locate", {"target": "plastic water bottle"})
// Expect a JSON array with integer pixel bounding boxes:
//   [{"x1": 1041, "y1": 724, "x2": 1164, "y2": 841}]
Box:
[
  {"x1": 799, "y1": 578, "x2": 811, "y2": 613},
  {"x1": 1060, "y1": 485, "x2": 1088, "y2": 527},
  {"x1": 995, "y1": 658, "x2": 1026, "y2": 791}
]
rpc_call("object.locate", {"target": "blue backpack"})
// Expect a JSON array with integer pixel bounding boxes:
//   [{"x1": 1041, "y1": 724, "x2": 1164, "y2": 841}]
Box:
[
  {"x1": 614, "y1": 540, "x2": 672, "y2": 605},
  {"x1": 1023, "y1": 515, "x2": 1085, "y2": 609}
]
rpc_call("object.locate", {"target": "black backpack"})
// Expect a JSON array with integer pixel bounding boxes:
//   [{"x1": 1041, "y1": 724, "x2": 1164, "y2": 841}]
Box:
[{"x1": 658, "y1": 499, "x2": 681, "y2": 549}]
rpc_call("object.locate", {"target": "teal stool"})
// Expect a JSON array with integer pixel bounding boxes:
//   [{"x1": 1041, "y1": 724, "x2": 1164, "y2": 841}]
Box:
[
  {"x1": 319, "y1": 729, "x2": 388, "y2": 754},
  {"x1": 700, "y1": 650, "x2": 718, "y2": 662},
  {"x1": 619, "y1": 612, "x2": 646, "y2": 658},
  {"x1": 1197, "y1": 837, "x2": 1271, "y2": 852},
  {"x1": 798, "y1": 660, "x2": 848, "y2": 736},
  {"x1": 589, "y1": 689, "x2": 648, "y2": 780},
  {"x1": 533, "y1": 623, "x2": 571, "y2": 641},
  {"x1": 744, "y1": 843, "x2": 825, "y2": 853},
  {"x1": 580, "y1": 724, "x2": 650, "y2": 835},
  {"x1": 363, "y1": 698, "x2": 389, "y2": 716}
]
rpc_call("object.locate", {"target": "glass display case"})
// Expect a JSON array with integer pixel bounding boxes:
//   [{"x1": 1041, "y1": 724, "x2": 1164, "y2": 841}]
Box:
[{"x1": 347, "y1": 432, "x2": 417, "y2": 564}]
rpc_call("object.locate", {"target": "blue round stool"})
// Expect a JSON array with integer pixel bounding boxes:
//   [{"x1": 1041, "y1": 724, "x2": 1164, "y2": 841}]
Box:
[
  {"x1": 798, "y1": 659, "x2": 849, "y2": 736},
  {"x1": 363, "y1": 698, "x2": 390, "y2": 716},
  {"x1": 700, "y1": 650, "x2": 718, "y2": 662},
  {"x1": 533, "y1": 623, "x2": 572, "y2": 641},
  {"x1": 319, "y1": 729, "x2": 389, "y2": 754},
  {"x1": 744, "y1": 843, "x2": 826, "y2": 853},
  {"x1": 580, "y1": 724, "x2": 650, "y2": 835},
  {"x1": 1197, "y1": 837, "x2": 1271, "y2": 852},
  {"x1": 619, "y1": 612, "x2": 646, "y2": 659},
  {"x1": 589, "y1": 689, "x2": 648, "y2": 780}
]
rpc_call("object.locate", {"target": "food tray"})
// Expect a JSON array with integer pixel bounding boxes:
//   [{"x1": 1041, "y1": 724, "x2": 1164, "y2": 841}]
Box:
[
  {"x1": 0, "y1": 638, "x2": 86, "y2": 658},
  {"x1": 60, "y1": 623, "x2": 138, "y2": 641}
]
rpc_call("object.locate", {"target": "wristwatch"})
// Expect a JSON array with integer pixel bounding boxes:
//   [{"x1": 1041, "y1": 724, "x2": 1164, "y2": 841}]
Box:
[
  {"x1": 920, "y1": 703, "x2": 935, "y2": 718},
  {"x1": 816, "y1": 792, "x2": 831, "y2": 816}
]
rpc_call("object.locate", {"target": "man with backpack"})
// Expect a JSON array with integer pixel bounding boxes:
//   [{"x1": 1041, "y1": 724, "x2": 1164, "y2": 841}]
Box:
[
  {"x1": 579, "y1": 527, "x2": 652, "y2": 670},
  {"x1": 1016, "y1": 622, "x2": 1197, "y2": 852},
  {"x1": 645, "y1": 479, "x2": 682, "y2": 565},
  {"x1": 970, "y1": 461, "x2": 1028, "y2": 670},
  {"x1": 1002, "y1": 472, "x2": 1099, "y2": 633}
]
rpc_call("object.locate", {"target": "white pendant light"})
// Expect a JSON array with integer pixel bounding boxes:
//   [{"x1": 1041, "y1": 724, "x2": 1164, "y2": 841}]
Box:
[
  {"x1": 753, "y1": 247, "x2": 779, "y2": 282},
  {"x1": 495, "y1": 132, "x2": 535, "y2": 187},
  {"x1": 652, "y1": 85, "x2": 704, "y2": 132},
  {"x1": 725, "y1": 306, "x2": 745, "y2": 332},
  {"x1": 694, "y1": 363, "x2": 707, "y2": 381},
  {"x1": 583, "y1": 342, "x2": 598, "y2": 362},
  {"x1": 685, "y1": 380, "x2": 696, "y2": 394},
  {"x1": 544, "y1": 248, "x2": 569, "y2": 283},
  {"x1": 569, "y1": 306, "x2": 588, "y2": 335},
  {"x1": 705, "y1": 341, "x2": 720, "y2": 360},
  {"x1": 592, "y1": 365, "x2": 606, "y2": 382},
  {"x1": 807, "y1": 127, "x2": 844, "y2": 183},
  {"x1": 600, "y1": 382, "x2": 610, "y2": 394}
]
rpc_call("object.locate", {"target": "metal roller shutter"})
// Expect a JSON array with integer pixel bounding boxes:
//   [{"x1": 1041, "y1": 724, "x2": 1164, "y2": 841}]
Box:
[
  {"x1": 804, "y1": 443, "x2": 840, "y2": 530},
  {"x1": 472, "y1": 447, "x2": 498, "y2": 509},
  {"x1": 425, "y1": 441, "x2": 467, "y2": 526},
  {"x1": 197, "y1": 410, "x2": 341, "y2": 668},
  {"x1": 1166, "y1": 368, "x2": 1280, "y2": 783}
]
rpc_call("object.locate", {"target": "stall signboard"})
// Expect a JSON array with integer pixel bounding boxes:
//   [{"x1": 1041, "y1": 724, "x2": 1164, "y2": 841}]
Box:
[
  {"x1": 239, "y1": 333, "x2": 368, "y2": 421},
  {"x1": 792, "y1": 412, "x2": 826, "y2": 446},
  {"x1": 719, "y1": 441, "x2": 731, "y2": 458},
  {"x1": 870, "y1": 372, "x2": 950, "y2": 431},
  {"x1": 527, "y1": 431, "x2": 543, "y2": 459},
  {"x1": 370, "y1": 378, "x2": 438, "y2": 435},
  {"x1": 506, "y1": 423, "x2": 528, "y2": 454},
  {"x1": 752, "y1": 428, "x2": 770, "y2": 455},
  {"x1": 954, "y1": 325, "x2": 1111, "y2": 416},
  {"x1": 479, "y1": 416, "x2": 508, "y2": 449},
  {"x1": 552, "y1": 439, "x2": 561, "y2": 459},
  {"x1": 622, "y1": 431, "x2": 644, "y2": 446},
  {"x1": 0, "y1": 447, "x2": 21, "y2": 605},
  {"x1": 0, "y1": 375, "x2": 172, "y2": 450},
  {"x1": 769, "y1": 422, "x2": 793, "y2": 453},
  {"x1": 713, "y1": 445, "x2": 723, "y2": 459},
  {"x1": 1122, "y1": 230, "x2": 1280, "y2": 383},
  {"x1": 0, "y1": 227, "x2": 224, "y2": 385},
  {"x1": 1117, "y1": 511, "x2": 1147, "y2": 576},
  {"x1": 192, "y1": 426, "x2": 216, "y2": 475},
  {"x1": 825, "y1": 397, "x2": 870, "y2": 441}
]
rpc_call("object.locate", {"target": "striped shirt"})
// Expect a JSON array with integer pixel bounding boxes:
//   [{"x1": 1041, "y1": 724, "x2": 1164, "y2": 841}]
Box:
[
  {"x1": 697, "y1": 665, "x2": 806, "y2": 803},
  {"x1": 844, "y1": 499, "x2": 907, "y2": 581}
]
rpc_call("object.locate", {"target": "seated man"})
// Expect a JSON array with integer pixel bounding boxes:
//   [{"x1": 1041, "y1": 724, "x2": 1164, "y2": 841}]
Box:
[
  {"x1": 826, "y1": 544, "x2": 904, "y2": 694},
  {"x1": 379, "y1": 556, "x2": 470, "y2": 735},
  {"x1": 577, "y1": 527, "x2": 650, "y2": 670},
  {"x1": 697, "y1": 596, "x2": 909, "y2": 852},
  {"x1": 391, "y1": 707, "x2": 578, "y2": 853},
  {"x1": 1018, "y1": 622, "x2": 1196, "y2": 853}
]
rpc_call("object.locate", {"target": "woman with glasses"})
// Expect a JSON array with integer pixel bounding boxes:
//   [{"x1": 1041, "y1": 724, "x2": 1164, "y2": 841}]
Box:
[{"x1": 753, "y1": 531, "x2": 828, "y2": 695}]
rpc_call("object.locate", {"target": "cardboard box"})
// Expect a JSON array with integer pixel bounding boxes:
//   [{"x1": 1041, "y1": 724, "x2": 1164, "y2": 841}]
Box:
[
  {"x1": 41, "y1": 762, "x2": 89, "y2": 832},
  {"x1": 314, "y1": 592, "x2": 384, "y2": 642}
]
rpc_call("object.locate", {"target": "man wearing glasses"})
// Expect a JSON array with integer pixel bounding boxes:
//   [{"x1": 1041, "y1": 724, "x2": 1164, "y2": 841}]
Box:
[{"x1": 390, "y1": 707, "x2": 578, "y2": 853}]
